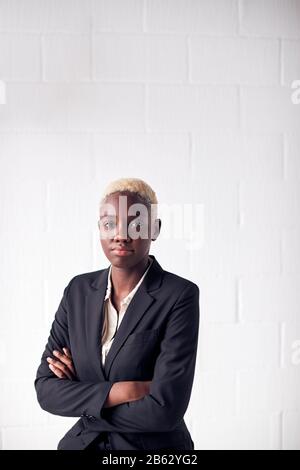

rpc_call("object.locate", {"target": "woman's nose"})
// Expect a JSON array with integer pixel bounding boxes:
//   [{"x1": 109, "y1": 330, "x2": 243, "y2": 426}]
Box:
[{"x1": 114, "y1": 221, "x2": 130, "y2": 241}]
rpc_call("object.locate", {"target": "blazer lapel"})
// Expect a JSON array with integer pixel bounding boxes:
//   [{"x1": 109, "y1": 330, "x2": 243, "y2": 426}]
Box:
[
  {"x1": 85, "y1": 268, "x2": 109, "y2": 380},
  {"x1": 85, "y1": 255, "x2": 164, "y2": 380}
]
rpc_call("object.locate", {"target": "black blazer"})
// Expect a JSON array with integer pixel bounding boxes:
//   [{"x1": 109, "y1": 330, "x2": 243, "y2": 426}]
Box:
[{"x1": 34, "y1": 254, "x2": 200, "y2": 450}]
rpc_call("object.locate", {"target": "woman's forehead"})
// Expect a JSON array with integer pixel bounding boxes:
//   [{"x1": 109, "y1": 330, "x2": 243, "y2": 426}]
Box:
[
  {"x1": 103, "y1": 191, "x2": 145, "y2": 204},
  {"x1": 101, "y1": 192, "x2": 149, "y2": 212},
  {"x1": 100, "y1": 203, "x2": 150, "y2": 221}
]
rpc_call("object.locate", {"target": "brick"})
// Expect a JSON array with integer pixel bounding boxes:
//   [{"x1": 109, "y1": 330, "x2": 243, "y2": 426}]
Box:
[
  {"x1": 0, "y1": 0, "x2": 90, "y2": 32},
  {"x1": 0, "y1": 327, "x2": 49, "y2": 380},
  {"x1": 0, "y1": 231, "x2": 46, "y2": 280},
  {"x1": 191, "y1": 226, "x2": 281, "y2": 277},
  {"x1": 0, "y1": 277, "x2": 44, "y2": 330},
  {"x1": 238, "y1": 370, "x2": 300, "y2": 431},
  {"x1": 0, "y1": 133, "x2": 92, "y2": 181},
  {"x1": 190, "y1": 36, "x2": 279, "y2": 85},
  {"x1": 283, "y1": 411, "x2": 300, "y2": 449},
  {"x1": 189, "y1": 371, "x2": 236, "y2": 420},
  {"x1": 148, "y1": 85, "x2": 238, "y2": 131},
  {"x1": 240, "y1": 179, "x2": 300, "y2": 229},
  {"x1": 281, "y1": 318, "x2": 300, "y2": 368},
  {"x1": 190, "y1": 177, "x2": 239, "y2": 237},
  {"x1": 92, "y1": 132, "x2": 191, "y2": 201},
  {"x1": 282, "y1": 40, "x2": 300, "y2": 86},
  {"x1": 199, "y1": 322, "x2": 280, "y2": 370},
  {"x1": 0, "y1": 83, "x2": 145, "y2": 131},
  {"x1": 240, "y1": 274, "x2": 300, "y2": 323},
  {"x1": 283, "y1": 370, "x2": 300, "y2": 410},
  {"x1": 0, "y1": 380, "x2": 35, "y2": 426},
  {"x1": 43, "y1": 34, "x2": 90, "y2": 81},
  {"x1": 92, "y1": 0, "x2": 143, "y2": 32},
  {"x1": 44, "y1": 230, "x2": 93, "y2": 280},
  {"x1": 146, "y1": 0, "x2": 238, "y2": 34},
  {"x1": 0, "y1": 178, "x2": 46, "y2": 232},
  {"x1": 270, "y1": 412, "x2": 282, "y2": 450},
  {"x1": 0, "y1": 338, "x2": 7, "y2": 366},
  {"x1": 2, "y1": 424, "x2": 74, "y2": 449},
  {"x1": 190, "y1": 273, "x2": 236, "y2": 322},
  {"x1": 282, "y1": 228, "x2": 300, "y2": 275},
  {"x1": 0, "y1": 83, "x2": 69, "y2": 130},
  {"x1": 47, "y1": 180, "x2": 100, "y2": 233},
  {"x1": 237, "y1": 370, "x2": 282, "y2": 413},
  {"x1": 286, "y1": 133, "x2": 300, "y2": 181},
  {"x1": 0, "y1": 33, "x2": 40, "y2": 80},
  {"x1": 66, "y1": 83, "x2": 145, "y2": 130},
  {"x1": 241, "y1": 86, "x2": 300, "y2": 132},
  {"x1": 93, "y1": 34, "x2": 187, "y2": 82},
  {"x1": 192, "y1": 133, "x2": 283, "y2": 183},
  {"x1": 195, "y1": 412, "x2": 271, "y2": 449},
  {"x1": 240, "y1": 0, "x2": 300, "y2": 38}
]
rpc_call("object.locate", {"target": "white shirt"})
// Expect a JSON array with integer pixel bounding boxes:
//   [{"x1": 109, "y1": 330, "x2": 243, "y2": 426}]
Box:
[{"x1": 101, "y1": 256, "x2": 153, "y2": 366}]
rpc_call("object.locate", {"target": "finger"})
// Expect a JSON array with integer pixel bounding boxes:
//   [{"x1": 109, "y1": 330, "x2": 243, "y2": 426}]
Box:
[
  {"x1": 51, "y1": 359, "x2": 73, "y2": 380},
  {"x1": 47, "y1": 357, "x2": 73, "y2": 380},
  {"x1": 48, "y1": 363, "x2": 67, "y2": 379},
  {"x1": 48, "y1": 353, "x2": 75, "y2": 380},
  {"x1": 63, "y1": 347, "x2": 72, "y2": 359},
  {"x1": 52, "y1": 350, "x2": 76, "y2": 376},
  {"x1": 53, "y1": 349, "x2": 73, "y2": 368}
]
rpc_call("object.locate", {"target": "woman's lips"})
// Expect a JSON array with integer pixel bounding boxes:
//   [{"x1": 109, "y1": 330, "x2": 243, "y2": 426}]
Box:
[{"x1": 112, "y1": 249, "x2": 134, "y2": 256}]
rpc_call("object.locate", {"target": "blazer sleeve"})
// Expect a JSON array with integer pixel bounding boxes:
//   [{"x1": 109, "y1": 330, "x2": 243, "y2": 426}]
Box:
[
  {"x1": 97, "y1": 282, "x2": 200, "y2": 433},
  {"x1": 34, "y1": 278, "x2": 114, "y2": 418}
]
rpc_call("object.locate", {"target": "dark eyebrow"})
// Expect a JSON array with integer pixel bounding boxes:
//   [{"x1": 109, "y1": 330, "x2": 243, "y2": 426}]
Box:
[
  {"x1": 99, "y1": 214, "x2": 115, "y2": 220},
  {"x1": 99, "y1": 214, "x2": 141, "y2": 220}
]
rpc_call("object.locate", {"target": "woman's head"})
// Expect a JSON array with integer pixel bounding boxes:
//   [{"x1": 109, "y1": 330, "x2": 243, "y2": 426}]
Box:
[{"x1": 98, "y1": 178, "x2": 161, "y2": 268}]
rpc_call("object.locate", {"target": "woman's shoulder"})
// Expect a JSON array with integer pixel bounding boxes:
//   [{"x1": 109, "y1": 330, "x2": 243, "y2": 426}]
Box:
[
  {"x1": 162, "y1": 269, "x2": 200, "y2": 294},
  {"x1": 64, "y1": 267, "x2": 107, "y2": 293}
]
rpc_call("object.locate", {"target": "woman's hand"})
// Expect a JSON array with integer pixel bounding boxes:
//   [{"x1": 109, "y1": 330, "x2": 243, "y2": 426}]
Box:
[{"x1": 47, "y1": 347, "x2": 76, "y2": 380}]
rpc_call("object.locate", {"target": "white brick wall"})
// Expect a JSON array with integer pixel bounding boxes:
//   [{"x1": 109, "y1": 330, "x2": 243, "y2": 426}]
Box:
[
  {"x1": 93, "y1": 34, "x2": 187, "y2": 82},
  {"x1": 190, "y1": 36, "x2": 280, "y2": 85},
  {"x1": 240, "y1": 0, "x2": 300, "y2": 38},
  {"x1": 0, "y1": 0, "x2": 299, "y2": 450}
]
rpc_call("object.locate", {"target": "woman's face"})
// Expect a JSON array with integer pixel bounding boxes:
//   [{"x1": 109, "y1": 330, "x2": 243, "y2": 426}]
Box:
[{"x1": 99, "y1": 191, "x2": 160, "y2": 268}]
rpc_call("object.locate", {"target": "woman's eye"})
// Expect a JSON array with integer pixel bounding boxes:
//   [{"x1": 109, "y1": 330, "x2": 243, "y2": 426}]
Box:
[
  {"x1": 104, "y1": 221, "x2": 116, "y2": 230},
  {"x1": 102, "y1": 220, "x2": 144, "y2": 231},
  {"x1": 130, "y1": 220, "x2": 143, "y2": 229}
]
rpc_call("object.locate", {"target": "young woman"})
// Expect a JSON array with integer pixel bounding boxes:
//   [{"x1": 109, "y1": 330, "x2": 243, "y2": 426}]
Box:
[{"x1": 34, "y1": 177, "x2": 200, "y2": 451}]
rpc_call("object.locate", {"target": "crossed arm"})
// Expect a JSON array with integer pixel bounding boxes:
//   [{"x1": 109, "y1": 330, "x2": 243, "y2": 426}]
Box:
[
  {"x1": 46, "y1": 347, "x2": 151, "y2": 408},
  {"x1": 34, "y1": 279, "x2": 200, "y2": 433}
]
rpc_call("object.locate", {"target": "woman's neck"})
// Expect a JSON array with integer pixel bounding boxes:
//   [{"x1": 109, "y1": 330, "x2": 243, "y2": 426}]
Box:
[{"x1": 110, "y1": 255, "x2": 150, "y2": 298}]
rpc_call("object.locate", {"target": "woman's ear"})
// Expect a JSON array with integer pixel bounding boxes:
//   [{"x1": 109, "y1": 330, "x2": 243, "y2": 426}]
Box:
[{"x1": 151, "y1": 218, "x2": 161, "y2": 241}]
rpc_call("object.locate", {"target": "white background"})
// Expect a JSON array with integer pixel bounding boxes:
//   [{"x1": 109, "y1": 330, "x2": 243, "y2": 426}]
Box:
[{"x1": 0, "y1": 0, "x2": 300, "y2": 449}]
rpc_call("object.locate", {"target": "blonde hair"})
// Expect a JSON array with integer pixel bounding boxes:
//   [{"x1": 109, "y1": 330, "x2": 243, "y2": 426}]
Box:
[{"x1": 100, "y1": 178, "x2": 158, "y2": 217}]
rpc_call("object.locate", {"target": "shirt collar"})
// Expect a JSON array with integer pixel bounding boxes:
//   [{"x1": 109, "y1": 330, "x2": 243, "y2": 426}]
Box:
[{"x1": 104, "y1": 256, "x2": 153, "y2": 306}]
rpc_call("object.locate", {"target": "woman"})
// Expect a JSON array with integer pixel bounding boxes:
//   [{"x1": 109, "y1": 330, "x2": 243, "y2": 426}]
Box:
[{"x1": 34, "y1": 177, "x2": 200, "y2": 451}]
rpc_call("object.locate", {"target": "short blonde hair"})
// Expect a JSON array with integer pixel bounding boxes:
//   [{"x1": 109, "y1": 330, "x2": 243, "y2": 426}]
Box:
[
  {"x1": 100, "y1": 178, "x2": 158, "y2": 221},
  {"x1": 100, "y1": 178, "x2": 158, "y2": 213}
]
